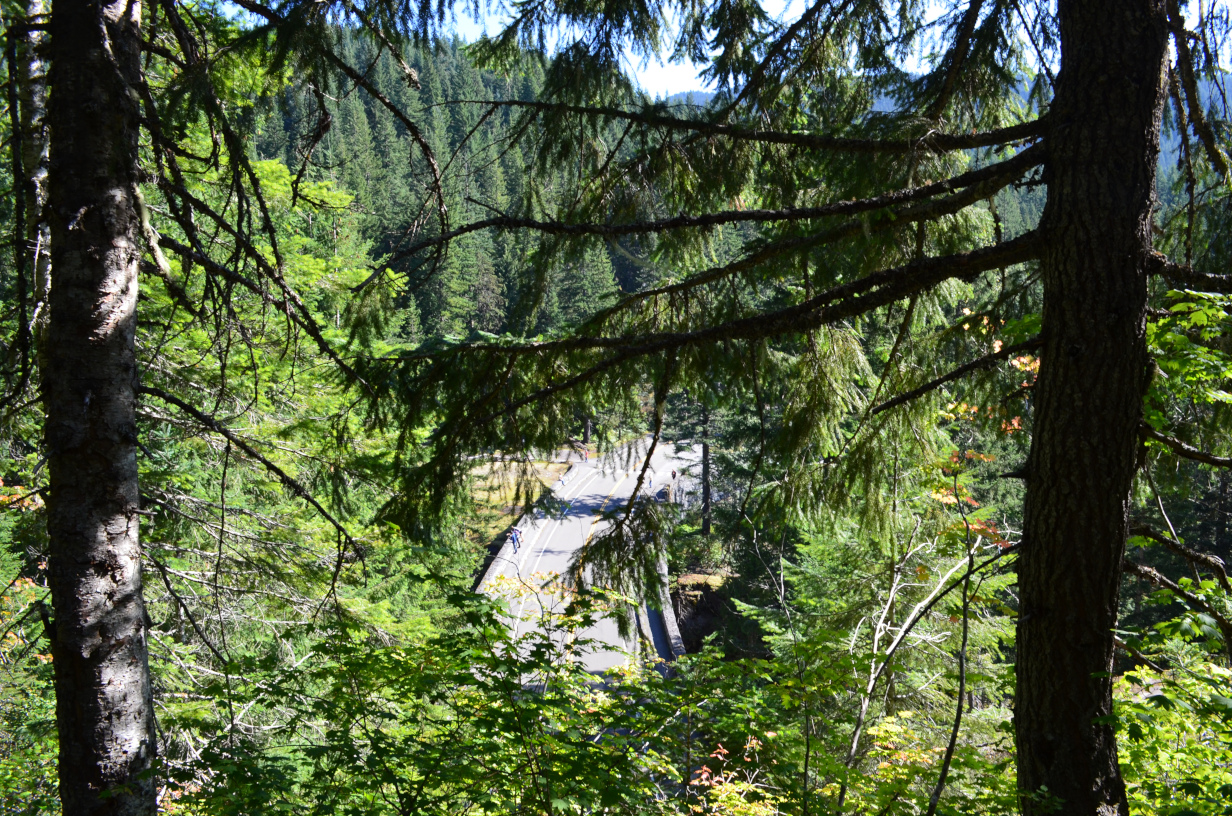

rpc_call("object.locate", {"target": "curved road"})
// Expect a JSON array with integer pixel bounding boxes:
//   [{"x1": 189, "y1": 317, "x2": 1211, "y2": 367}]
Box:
[{"x1": 480, "y1": 443, "x2": 690, "y2": 674}]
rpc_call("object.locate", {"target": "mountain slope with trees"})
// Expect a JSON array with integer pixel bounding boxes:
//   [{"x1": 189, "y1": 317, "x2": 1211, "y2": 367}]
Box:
[{"x1": 0, "y1": 1, "x2": 1231, "y2": 816}]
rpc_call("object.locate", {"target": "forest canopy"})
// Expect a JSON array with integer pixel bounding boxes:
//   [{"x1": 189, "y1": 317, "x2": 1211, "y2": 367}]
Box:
[{"x1": 1, "y1": 1, "x2": 1232, "y2": 815}]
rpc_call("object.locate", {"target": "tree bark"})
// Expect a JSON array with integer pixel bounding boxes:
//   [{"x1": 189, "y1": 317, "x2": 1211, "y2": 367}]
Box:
[
  {"x1": 1214, "y1": 471, "x2": 1228, "y2": 561},
  {"x1": 19, "y1": 0, "x2": 51, "y2": 351},
  {"x1": 701, "y1": 406, "x2": 711, "y2": 536},
  {"x1": 1017, "y1": 3, "x2": 1167, "y2": 816},
  {"x1": 45, "y1": 1, "x2": 155, "y2": 814}
]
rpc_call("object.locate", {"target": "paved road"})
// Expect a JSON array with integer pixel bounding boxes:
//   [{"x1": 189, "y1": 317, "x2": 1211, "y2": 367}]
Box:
[{"x1": 481, "y1": 442, "x2": 689, "y2": 674}]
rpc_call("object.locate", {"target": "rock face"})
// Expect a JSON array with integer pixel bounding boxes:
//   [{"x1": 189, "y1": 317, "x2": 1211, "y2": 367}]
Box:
[{"x1": 671, "y1": 573, "x2": 726, "y2": 653}]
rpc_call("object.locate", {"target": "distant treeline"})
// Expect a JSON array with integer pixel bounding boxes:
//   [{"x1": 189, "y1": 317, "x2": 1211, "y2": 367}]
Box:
[{"x1": 252, "y1": 35, "x2": 633, "y2": 340}]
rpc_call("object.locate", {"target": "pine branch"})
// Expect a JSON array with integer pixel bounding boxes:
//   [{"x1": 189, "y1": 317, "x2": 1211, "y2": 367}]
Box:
[
  {"x1": 455, "y1": 97, "x2": 1045, "y2": 154},
  {"x1": 870, "y1": 336, "x2": 1042, "y2": 416},
  {"x1": 378, "y1": 145, "x2": 1042, "y2": 274},
  {"x1": 455, "y1": 234, "x2": 1041, "y2": 425},
  {"x1": 863, "y1": 544, "x2": 1018, "y2": 742},
  {"x1": 925, "y1": 0, "x2": 987, "y2": 120},
  {"x1": 587, "y1": 149, "x2": 1039, "y2": 321},
  {"x1": 289, "y1": 83, "x2": 333, "y2": 209},
  {"x1": 382, "y1": 145, "x2": 1040, "y2": 318},
  {"x1": 719, "y1": 0, "x2": 856, "y2": 113}
]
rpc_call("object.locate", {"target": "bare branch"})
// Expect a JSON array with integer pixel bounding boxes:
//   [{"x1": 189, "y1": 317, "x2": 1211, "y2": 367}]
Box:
[
  {"x1": 1141, "y1": 423, "x2": 1232, "y2": 469},
  {"x1": 1154, "y1": 252, "x2": 1232, "y2": 294},
  {"x1": 1113, "y1": 634, "x2": 1165, "y2": 672},
  {"x1": 228, "y1": 0, "x2": 447, "y2": 240},
  {"x1": 342, "y1": 0, "x2": 420, "y2": 89},
  {"x1": 156, "y1": 231, "x2": 366, "y2": 393},
  {"x1": 1129, "y1": 523, "x2": 1231, "y2": 593},
  {"x1": 1124, "y1": 558, "x2": 1232, "y2": 656},
  {"x1": 136, "y1": 385, "x2": 361, "y2": 565},
  {"x1": 1168, "y1": 1, "x2": 1230, "y2": 177},
  {"x1": 148, "y1": 554, "x2": 231, "y2": 668},
  {"x1": 1, "y1": 28, "x2": 31, "y2": 414}
]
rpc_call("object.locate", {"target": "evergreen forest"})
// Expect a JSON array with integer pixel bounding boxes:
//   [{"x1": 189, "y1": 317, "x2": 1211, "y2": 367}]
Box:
[{"x1": 1, "y1": 1, "x2": 1232, "y2": 815}]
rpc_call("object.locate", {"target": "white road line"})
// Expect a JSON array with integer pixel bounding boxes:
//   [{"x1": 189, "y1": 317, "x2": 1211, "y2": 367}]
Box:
[
  {"x1": 582, "y1": 471, "x2": 630, "y2": 547},
  {"x1": 510, "y1": 466, "x2": 610, "y2": 632},
  {"x1": 512, "y1": 459, "x2": 646, "y2": 633},
  {"x1": 517, "y1": 467, "x2": 603, "y2": 572}
]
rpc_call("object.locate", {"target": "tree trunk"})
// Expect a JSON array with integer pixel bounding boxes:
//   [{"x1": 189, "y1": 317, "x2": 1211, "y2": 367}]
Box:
[
  {"x1": 45, "y1": 1, "x2": 155, "y2": 814},
  {"x1": 583, "y1": 416, "x2": 591, "y2": 445},
  {"x1": 19, "y1": 0, "x2": 51, "y2": 351},
  {"x1": 1214, "y1": 471, "x2": 1228, "y2": 561},
  {"x1": 4, "y1": 0, "x2": 48, "y2": 388},
  {"x1": 701, "y1": 406, "x2": 711, "y2": 536},
  {"x1": 1017, "y1": 3, "x2": 1167, "y2": 816}
]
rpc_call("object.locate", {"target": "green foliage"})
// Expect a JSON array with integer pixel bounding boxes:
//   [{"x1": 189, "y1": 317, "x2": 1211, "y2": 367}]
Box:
[
  {"x1": 1148, "y1": 291, "x2": 1232, "y2": 418},
  {"x1": 1117, "y1": 663, "x2": 1232, "y2": 816},
  {"x1": 1114, "y1": 607, "x2": 1232, "y2": 816},
  {"x1": 171, "y1": 592, "x2": 684, "y2": 815},
  {"x1": 0, "y1": 557, "x2": 56, "y2": 816},
  {"x1": 4, "y1": 1, "x2": 1232, "y2": 813}
]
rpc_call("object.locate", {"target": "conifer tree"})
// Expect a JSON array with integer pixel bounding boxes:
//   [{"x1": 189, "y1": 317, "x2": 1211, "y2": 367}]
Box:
[
  {"x1": 553, "y1": 242, "x2": 618, "y2": 326},
  {"x1": 41, "y1": 1, "x2": 154, "y2": 812},
  {"x1": 7, "y1": 2, "x2": 1232, "y2": 814},
  {"x1": 0, "y1": 3, "x2": 455, "y2": 811},
  {"x1": 365, "y1": 3, "x2": 1232, "y2": 814}
]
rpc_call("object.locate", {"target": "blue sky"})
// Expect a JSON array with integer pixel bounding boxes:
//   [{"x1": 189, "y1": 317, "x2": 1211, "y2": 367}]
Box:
[
  {"x1": 445, "y1": 0, "x2": 1129, "y2": 99},
  {"x1": 449, "y1": 0, "x2": 811, "y2": 97}
]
